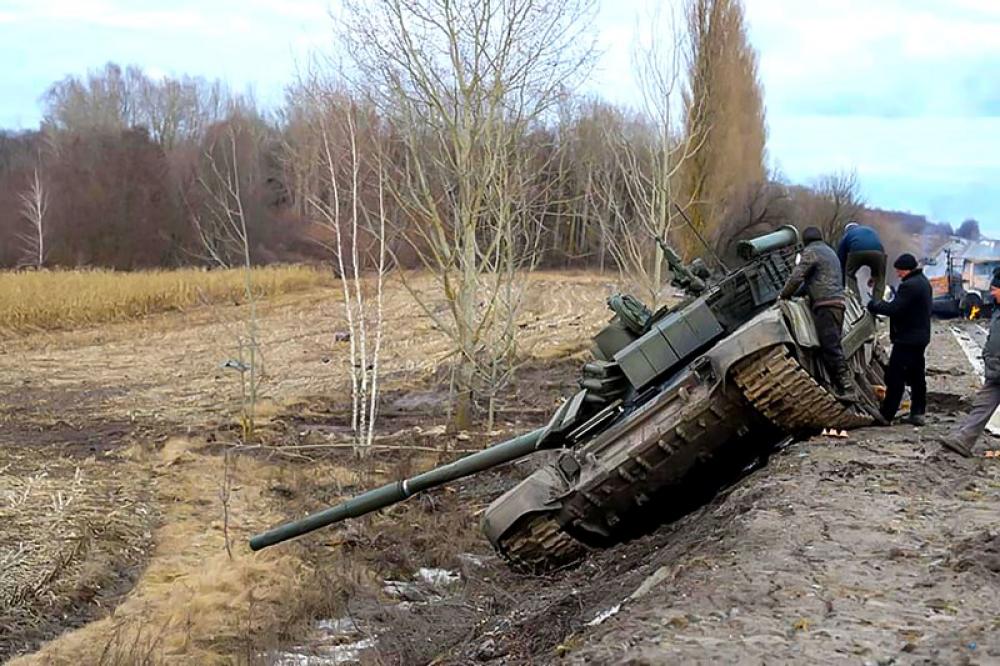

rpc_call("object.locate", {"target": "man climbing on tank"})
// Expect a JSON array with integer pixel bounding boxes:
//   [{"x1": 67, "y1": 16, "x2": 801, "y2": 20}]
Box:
[
  {"x1": 838, "y1": 221, "x2": 887, "y2": 303},
  {"x1": 780, "y1": 226, "x2": 858, "y2": 402},
  {"x1": 866, "y1": 253, "x2": 932, "y2": 426}
]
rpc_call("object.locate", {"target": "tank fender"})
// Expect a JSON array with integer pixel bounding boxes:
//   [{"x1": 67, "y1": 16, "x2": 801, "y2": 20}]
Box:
[
  {"x1": 481, "y1": 465, "x2": 572, "y2": 548},
  {"x1": 703, "y1": 307, "x2": 795, "y2": 382}
]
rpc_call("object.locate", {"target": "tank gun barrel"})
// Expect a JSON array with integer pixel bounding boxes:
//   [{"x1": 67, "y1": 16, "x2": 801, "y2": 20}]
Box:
[
  {"x1": 736, "y1": 225, "x2": 800, "y2": 260},
  {"x1": 249, "y1": 427, "x2": 548, "y2": 551}
]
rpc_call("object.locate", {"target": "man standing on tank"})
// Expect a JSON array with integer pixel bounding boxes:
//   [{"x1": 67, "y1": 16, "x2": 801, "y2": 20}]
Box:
[
  {"x1": 838, "y1": 221, "x2": 887, "y2": 303},
  {"x1": 866, "y1": 253, "x2": 932, "y2": 425},
  {"x1": 780, "y1": 226, "x2": 857, "y2": 401}
]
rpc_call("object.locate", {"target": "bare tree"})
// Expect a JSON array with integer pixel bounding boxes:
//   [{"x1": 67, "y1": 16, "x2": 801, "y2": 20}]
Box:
[
  {"x1": 810, "y1": 170, "x2": 864, "y2": 242},
  {"x1": 42, "y1": 63, "x2": 134, "y2": 134},
  {"x1": 196, "y1": 124, "x2": 264, "y2": 440},
  {"x1": 18, "y1": 167, "x2": 48, "y2": 268},
  {"x1": 712, "y1": 179, "x2": 790, "y2": 262},
  {"x1": 297, "y1": 80, "x2": 389, "y2": 457},
  {"x1": 595, "y1": 7, "x2": 709, "y2": 308},
  {"x1": 188, "y1": 119, "x2": 266, "y2": 269},
  {"x1": 339, "y1": 0, "x2": 596, "y2": 428}
]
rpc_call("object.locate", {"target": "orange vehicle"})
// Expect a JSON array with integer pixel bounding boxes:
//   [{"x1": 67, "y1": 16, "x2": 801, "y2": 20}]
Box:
[{"x1": 929, "y1": 247, "x2": 993, "y2": 318}]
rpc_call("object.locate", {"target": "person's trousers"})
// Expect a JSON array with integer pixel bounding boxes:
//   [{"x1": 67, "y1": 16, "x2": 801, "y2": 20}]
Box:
[
  {"x1": 953, "y1": 381, "x2": 1000, "y2": 449},
  {"x1": 813, "y1": 305, "x2": 848, "y2": 379},
  {"x1": 846, "y1": 250, "x2": 887, "y2": 302},
  {"x1": 881, "y1": 342, "x2": 927, "y2": 421}
]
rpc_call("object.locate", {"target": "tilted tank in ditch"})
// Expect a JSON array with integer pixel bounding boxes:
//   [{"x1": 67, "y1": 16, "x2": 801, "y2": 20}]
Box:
[{"x1": 250, "y1": 226, "x2": 887, "y2": 571}]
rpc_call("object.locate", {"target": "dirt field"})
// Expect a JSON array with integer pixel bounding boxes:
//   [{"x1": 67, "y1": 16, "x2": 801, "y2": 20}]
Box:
[{"x1": 2, "y1": 272, "x2": 998, "y2": 665}]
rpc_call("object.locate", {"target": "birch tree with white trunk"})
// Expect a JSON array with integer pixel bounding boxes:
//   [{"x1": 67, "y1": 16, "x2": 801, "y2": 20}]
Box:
[
  {"x1": 18, "y1": 168, "x2": 49, "y2": 269},
  {"x1": 295, "y1": 82, "x2": 389, "y2": 457}
]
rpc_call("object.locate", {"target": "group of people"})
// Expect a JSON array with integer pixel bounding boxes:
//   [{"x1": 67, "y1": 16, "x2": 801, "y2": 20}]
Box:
[{"x1": 779, "y1": 221, "x2": 998, "y2": 457}]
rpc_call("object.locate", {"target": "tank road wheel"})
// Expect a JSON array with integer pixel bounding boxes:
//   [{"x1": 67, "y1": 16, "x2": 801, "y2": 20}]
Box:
[
  {"x1": 496, "y1": 512, "x2": 586, "y2": 572},
  {"x1": 732, "y1": 345, "x2": 874, "y2": 434}
]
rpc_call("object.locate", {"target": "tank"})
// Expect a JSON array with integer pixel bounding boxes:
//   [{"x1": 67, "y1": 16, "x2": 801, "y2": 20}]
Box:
[{"x1": 250, "y1": 225, "x2": 888, "y2": 571}]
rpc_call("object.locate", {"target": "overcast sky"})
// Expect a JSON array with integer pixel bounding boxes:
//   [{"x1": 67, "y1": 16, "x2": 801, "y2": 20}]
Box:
[{"x1": 2, "y1": 0, "x2": 999, "y2": 233}]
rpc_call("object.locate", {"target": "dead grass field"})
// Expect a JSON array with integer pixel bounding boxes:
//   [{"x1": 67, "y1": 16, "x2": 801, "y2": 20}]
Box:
[
  {"x1": 0, "y1": 266, "x2": 333, "y2": 336},
  {"x1": 0, "y1": 269, "x2": 617, "y2": 663}
]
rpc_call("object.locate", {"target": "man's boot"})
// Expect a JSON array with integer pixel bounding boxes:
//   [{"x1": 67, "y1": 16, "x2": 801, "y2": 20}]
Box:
[
  {"x1": 940, "y1": 436, "x2": 973, "y2": 458},
  {"x1": 832, "y1": 368, "x2": 859, "y2": 403}
]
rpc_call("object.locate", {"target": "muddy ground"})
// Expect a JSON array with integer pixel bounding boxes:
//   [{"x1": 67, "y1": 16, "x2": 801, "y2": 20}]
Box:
[{"x1": 1, "y1": 276, "x2": 999, "y2": 664}]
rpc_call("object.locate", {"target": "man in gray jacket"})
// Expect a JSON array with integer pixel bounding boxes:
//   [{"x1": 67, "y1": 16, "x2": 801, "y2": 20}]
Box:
[
  {"x1": 780, "y1": 226, "x2": 857, "y2": 401},
  {"x1": 941, "y1": 270, "x2": 1000, "y2": 456}
]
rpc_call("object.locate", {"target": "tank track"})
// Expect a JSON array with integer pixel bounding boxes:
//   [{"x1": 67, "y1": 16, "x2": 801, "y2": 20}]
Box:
[
  {"x1": 733, "y1": 345, "x2": 874, "y2": 433},
  {"x1": 496, "y1": 385, "x2": 749, "y2": 570},
  {"x1": 498, "y1": 512, "x2": 585, "y2": 572}
]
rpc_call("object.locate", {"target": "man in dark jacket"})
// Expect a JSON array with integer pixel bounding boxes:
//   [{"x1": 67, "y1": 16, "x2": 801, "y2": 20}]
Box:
[
  {"x1": 940, "y1": 270, "x2": 1000, "y2": 456},
  {"x1": 867, "y1": 253, "x2": 932, "y2": 425},
  {"x1": 838, "y1": 221, "x2": 887, "y2": 303},
  {"x1": 780, "y1": 226, "x2": 856, "y2": 400}
]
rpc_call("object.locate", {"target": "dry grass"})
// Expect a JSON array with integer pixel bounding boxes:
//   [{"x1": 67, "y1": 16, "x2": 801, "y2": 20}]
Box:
[
  {"x1": 0, "y1": 266, "x2": 333, "y2": 336},
  {"x1": 1, "y1": 269, "x2": 626, "y2": 663},
  {"x1": 10, "y1": 438, "x2": 342, "y2": 666},
  {"x1": 0, "y1": 452, "x2": 156, "y2": 655}
]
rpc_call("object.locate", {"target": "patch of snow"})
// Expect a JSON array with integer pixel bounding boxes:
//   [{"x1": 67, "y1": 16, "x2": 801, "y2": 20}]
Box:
[
  {"x1": 417, "y1": 567, "x2": 461, "y2": 587},
  {"x1": 457, "y1": 552, "x2": 489, "y2": 567},
  {"x1": 270, "y1": 616, "x2": 374, "y2": 665},
  {"x1": 272, "y1": 638, "x2": 376, "y2": 665},
  {"x1": 382, "y1": 580, "x2": 443, "y2": 602},
  {"x1": 315, "y1": 617, "x2": 360, "y2": 634},
  {"x1": 586, "y1": 603, "x2": 622, "y2": 626}
]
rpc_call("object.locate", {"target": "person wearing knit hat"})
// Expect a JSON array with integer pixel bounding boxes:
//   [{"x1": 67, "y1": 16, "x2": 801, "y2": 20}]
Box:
[
  {"x1": 893, "y1": 253, "x2": 918, "y2": 270},
  {"x1": 838, "y1": 221, "x2": 887, "y2": 304},
  {"x1": 939, "y1": 268, "x2": 1000, "y2": 456},
  {"x1": 780, "y1": 226, "x2": 858, "y2": 402},
  {"x1": 867, "y1": 253, "x2": 932, "y2": 425}
]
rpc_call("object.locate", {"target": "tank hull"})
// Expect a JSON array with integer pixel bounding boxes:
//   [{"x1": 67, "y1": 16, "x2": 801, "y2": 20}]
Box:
[{"x1": 483, "y1": 296, "x2": 885, "y2": 571}]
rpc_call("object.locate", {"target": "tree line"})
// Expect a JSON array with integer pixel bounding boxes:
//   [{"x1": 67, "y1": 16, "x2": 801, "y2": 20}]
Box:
[{"x1": 0, "y1": 0, "x2": 871, "y2": 277}]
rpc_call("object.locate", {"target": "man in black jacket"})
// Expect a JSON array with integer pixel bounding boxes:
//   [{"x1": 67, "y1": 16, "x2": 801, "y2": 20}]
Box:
[
  {"x1": 867, "y1": 253, "x2": 933, "y2": 425},
  {"x1": 940, "y1": 270, "x2": 1000, "y2": 456},
  {"x1": 780, "y1": 226, "x2": 856, "y2": 401}
]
